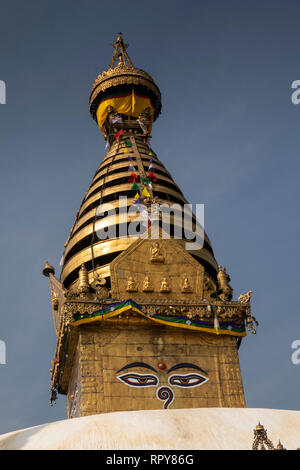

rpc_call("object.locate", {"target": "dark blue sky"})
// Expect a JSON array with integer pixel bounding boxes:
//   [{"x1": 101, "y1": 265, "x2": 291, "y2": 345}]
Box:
[{"x1": 0, "y1": 0, "x2": 300, "y2": 433}]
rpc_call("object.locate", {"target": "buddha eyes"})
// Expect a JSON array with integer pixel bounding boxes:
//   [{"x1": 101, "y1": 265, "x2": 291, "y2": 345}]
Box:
[
  {"x1": 168, "y1": 373, "x2": 208, "y2": 388},
  {"x1": 117, "y1": 371, "x2": 209, "y2": 389},
  {"x1": 117, "y1": 373, "x2": 159, "y2": 387}
]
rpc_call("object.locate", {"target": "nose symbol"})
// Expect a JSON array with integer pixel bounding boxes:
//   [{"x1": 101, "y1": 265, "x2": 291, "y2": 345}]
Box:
[{"x1": 156, "y1": 386, "x2": 174, "y2": 409}]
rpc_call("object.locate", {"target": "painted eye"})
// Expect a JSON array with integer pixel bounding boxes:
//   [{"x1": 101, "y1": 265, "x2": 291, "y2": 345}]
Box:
[
  {"x1": 117, "y1": 373, "x2": 159, "y2": 387},
  {"x1": 168, "y1": 373, "x2": 208, "y2": 388}
]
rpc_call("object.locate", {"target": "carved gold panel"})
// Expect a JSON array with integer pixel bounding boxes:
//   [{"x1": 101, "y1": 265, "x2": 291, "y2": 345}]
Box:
[{"x1": 110, "y1": 237, "x2": 204, "y2": 301}]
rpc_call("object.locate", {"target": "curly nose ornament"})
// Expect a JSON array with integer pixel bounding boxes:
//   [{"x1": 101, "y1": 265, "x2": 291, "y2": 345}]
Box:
[{"x1": 156, "y1": 386, "x2": 174, "y2": 409}]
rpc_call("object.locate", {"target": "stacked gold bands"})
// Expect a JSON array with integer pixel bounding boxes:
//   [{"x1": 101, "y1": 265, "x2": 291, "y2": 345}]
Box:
[{"x1": 60, "y1": 136, "x2": 218, "y2": 291}]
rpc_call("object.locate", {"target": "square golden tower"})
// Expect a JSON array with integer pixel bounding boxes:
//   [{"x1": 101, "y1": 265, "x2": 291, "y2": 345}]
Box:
[{"x1": 43, "y1": 34, "x2": 256, "y2": 418}]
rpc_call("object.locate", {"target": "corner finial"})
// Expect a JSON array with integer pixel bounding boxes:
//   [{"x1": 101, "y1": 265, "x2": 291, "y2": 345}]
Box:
[
  {"x1": 78, "y1": 263, "x2": 90, "y2": 293},
  {"x1": 109, "y1": 32, "x2": 133, "y2": 69},
  {"x1": 276, "y1": 440, "x2": 285, "y2": 450},
  {"x1": 252, "y1": 421, "x2": 275, "y2": 450},
  {"x1": 42, "y1": 261, "x2": 55, "y2": 277}
]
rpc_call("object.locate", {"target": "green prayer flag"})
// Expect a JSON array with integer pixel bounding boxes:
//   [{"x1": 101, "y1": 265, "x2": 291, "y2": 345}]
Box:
[
  {"x1": 124, "y1": 139, "x2": 132, "y2": 147},
  {"x1": 142, "y1": 177, "x2": 151, "y2": 185}
]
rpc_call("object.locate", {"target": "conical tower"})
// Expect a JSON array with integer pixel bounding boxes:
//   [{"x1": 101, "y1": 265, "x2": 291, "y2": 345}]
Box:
[{"x1": 43, "y1": 34, "x2": 256, "y2": 418}]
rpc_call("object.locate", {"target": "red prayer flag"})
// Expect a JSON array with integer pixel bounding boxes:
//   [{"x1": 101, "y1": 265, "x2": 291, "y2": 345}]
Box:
[
  {"x1": 129, "y1": 173, "x2": 139, "y2": 183},
  {"x1": 114, "y1": 128, "x2": 123, "y2": 140},
  {"x1": 148, "y1": 171, "x2": 157, "y2": 182}
]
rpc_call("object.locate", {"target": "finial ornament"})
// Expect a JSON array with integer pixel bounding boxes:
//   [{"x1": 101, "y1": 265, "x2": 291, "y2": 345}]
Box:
[
  {"x1": 251, "y1": 422, "x2": 293, "y2": 450},
  {"x1": 217, "y1": 265, "x2": 233, "y2": 301},
  {"x1": 42, "y1": 261, "x2": 55, "y2": 277},
  {"x1": 276, "y1": 440, "x2": 285, "y2": 450},
  {"x1": 109, "y1": 32, "x2": 133, "y2": 69},
  {"x1": 78, "y1": 264, "x2": 90, "y2": 293},
  {"x1": 252, "y1": 422, "x2": 275, "y2": 450}
]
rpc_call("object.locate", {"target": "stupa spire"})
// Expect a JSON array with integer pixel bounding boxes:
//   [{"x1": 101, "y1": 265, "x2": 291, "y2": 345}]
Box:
[
  {"x1": 89, "y1": 35, "x2": 162, "y2": 138},
  {"x1": 109, "y1": 32, "x2": 134, "y2": 69}
]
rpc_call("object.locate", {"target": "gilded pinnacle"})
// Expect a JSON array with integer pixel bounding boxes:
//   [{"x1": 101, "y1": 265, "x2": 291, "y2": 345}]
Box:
[
  {"x1": 109, "y1": 32, "x2": 133, "y2": 69},
  {"x1": 42, "y1": 261, "x2": 55, "y2": 277}
]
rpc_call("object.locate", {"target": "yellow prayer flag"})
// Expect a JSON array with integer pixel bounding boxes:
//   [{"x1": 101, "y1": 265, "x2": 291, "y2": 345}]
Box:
[{"x1": 142, "y1": 187, "x2": 151, "y2": 198}]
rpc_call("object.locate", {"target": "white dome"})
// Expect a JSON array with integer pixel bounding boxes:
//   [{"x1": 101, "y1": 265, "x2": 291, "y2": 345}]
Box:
[{"x1": 0, "y1": 407, "x2": 300, "y2": 450}]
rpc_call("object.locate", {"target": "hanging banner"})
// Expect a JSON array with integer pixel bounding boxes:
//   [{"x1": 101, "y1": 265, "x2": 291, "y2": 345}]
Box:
[{"x1": 96, "y1": 88, "x2": 155, "y2": 132}]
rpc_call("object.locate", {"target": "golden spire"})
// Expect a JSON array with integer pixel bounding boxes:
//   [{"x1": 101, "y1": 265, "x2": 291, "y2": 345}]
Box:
[
  {"x1": 89, "y1": 33, "x2": 162, "y2": 128},
  {"x1": 109, "y1": 32, "x2": 133, "y2": 69},
  {"x1": 59, "y1": 35, "x2": 218, "y2": 292}
]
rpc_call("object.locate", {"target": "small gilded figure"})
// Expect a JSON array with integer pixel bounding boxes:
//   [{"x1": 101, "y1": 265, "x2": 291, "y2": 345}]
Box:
[
  {"x1": 160, "y1": 277, "x2": 171, "y2": 293},
  {"x1": 150, "y1": 242, "x2": 165, "y2": 263},
  {"x1": 142, "y1": 275, "x2": 154, "y2": 292},
  {"x1": 182, "y1": 274, "x2": 192, "y2": 293},
  {"x1": 126, "y1": 276, "x2": 137, "y2": 292}
]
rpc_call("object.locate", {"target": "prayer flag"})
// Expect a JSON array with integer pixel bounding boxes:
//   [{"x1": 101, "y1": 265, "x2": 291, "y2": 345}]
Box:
[
  {"x1": 148, "y1": 171, "x2": 157, "y2": 182},
  {"x1": 111, "y1": 115, "x2": 123, "y2": 124},
  {"x1": 129, "y1": 173, "x2": 139, "y2": 183},
  {"x1": 131, "y1": 182, "x2": 140, "y2": 191},
  {"x1": 124, "y1": 139, "x2": 132, "y2": 147},
  {"x1": 114, "y1": 128, "x2": 123, "y2": 140},
  {"x1": 142, "y1": 187, "x2": 151, "y2": 198}
]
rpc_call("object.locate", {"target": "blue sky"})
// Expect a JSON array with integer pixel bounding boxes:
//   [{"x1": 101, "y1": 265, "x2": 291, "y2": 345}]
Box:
[{"x1": 0, "y1": 0, "x2": 300, "y2": 433}]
